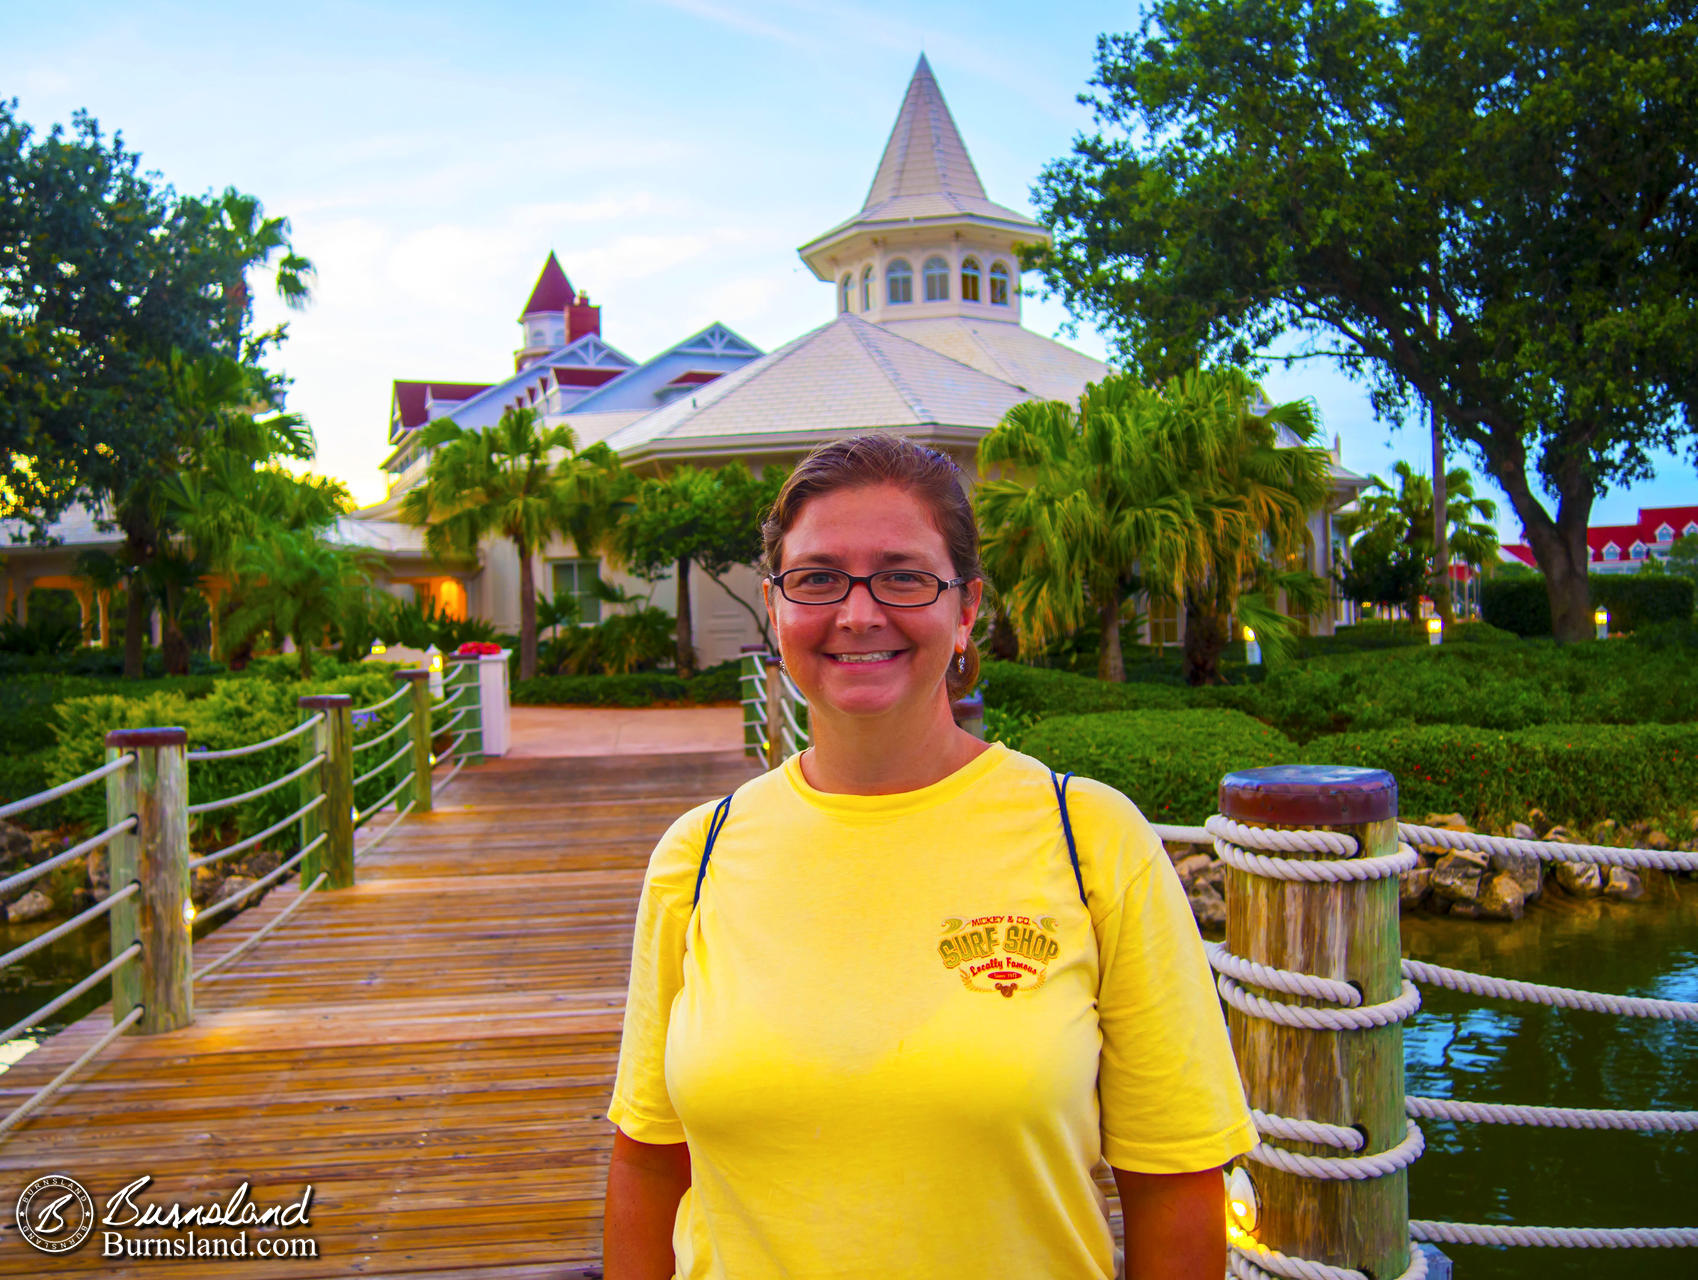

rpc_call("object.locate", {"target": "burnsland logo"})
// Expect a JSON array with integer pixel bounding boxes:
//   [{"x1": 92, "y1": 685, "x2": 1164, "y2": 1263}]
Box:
[
  {"x1": 12, "y1": 1173, "x2": 318, "y2": 1259},
  {"x1": 937, "y1": 913, "x2": 1061, "y2": 997}
]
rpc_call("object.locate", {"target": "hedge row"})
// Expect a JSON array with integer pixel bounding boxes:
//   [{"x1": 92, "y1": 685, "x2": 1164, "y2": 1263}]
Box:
[
  {"x1": 1017, "y1": 710, "x2": 1698, "y2": 830},
  {"x1": 511, "y1": 660, "x2": 743, "y2": 708},
  {"x1": 1481, "y1": 575, "x2": 1694, "y2": 636},
  {"x1": 978, "y1": 660, "x2": 1224, "y2": 718}
]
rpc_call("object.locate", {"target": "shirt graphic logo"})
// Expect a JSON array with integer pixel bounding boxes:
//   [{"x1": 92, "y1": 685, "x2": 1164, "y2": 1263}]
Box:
[{"x1": 937, "y1": 914, "x2": 1060, "y2": 997}]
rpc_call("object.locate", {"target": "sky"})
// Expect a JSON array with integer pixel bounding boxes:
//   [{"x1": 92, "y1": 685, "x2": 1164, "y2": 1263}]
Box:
[{"x1": 4, "y1": 0, "x2": 1691, "y2": 538}]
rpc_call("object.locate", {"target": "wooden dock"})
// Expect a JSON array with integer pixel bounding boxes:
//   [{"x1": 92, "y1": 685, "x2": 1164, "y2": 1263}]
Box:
[{"x1": 0, "y1": 750, "x2": 758, "y2": 1278}]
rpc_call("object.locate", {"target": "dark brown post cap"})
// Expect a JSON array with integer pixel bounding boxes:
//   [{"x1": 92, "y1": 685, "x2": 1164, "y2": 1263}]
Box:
[
  {"x1": 106, "y1": 726, "x2": 188, "y2": 748},
  {"x1": 393, "y1": 669, "x2": 431, "y2": 681},
  {"x1": 739, "y1": 643, "x2": 768, "y2": 654},
  {"x1": 446, "y1": 652, "x2": 479, "y2": 663},
  {"x1": 297, "y1": 694, "x2": 354, "y2": 709},
  {"x1": 1220, "y1": 765, "x2": 1398, "y2": 826},
  {"x1": 763, "y1": 655, "x2": 782, "y2": 668}
]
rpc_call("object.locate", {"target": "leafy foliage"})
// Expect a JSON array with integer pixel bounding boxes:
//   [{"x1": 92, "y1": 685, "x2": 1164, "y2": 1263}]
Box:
[
  {"x1": 1482, "y1": 575, "x2": 1695, "y2": 636},
  {"x1": 222, "y1": 531, "x2": 379, "y2": 677},
  {"x1": 1032, "y1": 0, "x2": 1698, "y2": 641},
  {"x1": 510, "y1": 660, "x2": 742, "y2": 708},
  {"x1": 1339, "y1": 461, "x2": 1498, "y2": 617}
]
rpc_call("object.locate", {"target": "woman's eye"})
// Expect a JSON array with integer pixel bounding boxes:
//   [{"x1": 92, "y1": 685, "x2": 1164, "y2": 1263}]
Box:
[
  {"x1": 882, "y1": 571, "x2": 925, "y2": 586},
  {"x1": 797, "y1": 571, "x2": 840, "y2": 587}
]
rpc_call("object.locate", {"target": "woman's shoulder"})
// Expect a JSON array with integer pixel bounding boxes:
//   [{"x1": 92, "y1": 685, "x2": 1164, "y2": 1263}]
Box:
[
  {"x1": 640, "y1": 767, "x2": 790, "y2": 906},
  {"x1": 1000, "y1": 749, "x2": 1168, "y2": 900}
]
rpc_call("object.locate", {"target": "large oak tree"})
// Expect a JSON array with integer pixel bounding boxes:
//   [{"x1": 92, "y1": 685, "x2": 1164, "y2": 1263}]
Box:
[{"x1": 1031, "y1": 0, "x2": 1697, "y2": 641}]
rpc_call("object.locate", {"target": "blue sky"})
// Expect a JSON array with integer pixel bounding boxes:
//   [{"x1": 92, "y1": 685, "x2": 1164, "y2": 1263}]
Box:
[{"x1": 5, "y1": 0, "x2": 1691, "y2": 533}]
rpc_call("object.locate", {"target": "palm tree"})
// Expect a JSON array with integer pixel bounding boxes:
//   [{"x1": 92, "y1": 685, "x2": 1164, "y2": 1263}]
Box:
[
  {"x1": 1340, "y1": 461, "x2": 1499, "y2": 620},
  {"x1": 399, "y1": 407, "x2": 623, "y2": 681},
  {"x1": 977, "y1": 376, "x2": 1201, "y2": 681},
  {"x1": 222, "y1": 531, "x2": 377, "y2": 678}
]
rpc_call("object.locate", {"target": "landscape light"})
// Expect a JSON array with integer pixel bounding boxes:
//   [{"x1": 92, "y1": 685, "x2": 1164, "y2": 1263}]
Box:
[
  {"x1": 1594, "y1": 608, "x2": 1609, "y2": 640},
  {"x1": 1427, "y1": 617, "x2": 1443, "y2": 645},
  {"x1": 1226, "y1": 1166, "x2": 1259, "y2": 1233},
  {"x1": 1243, "y1": 626, "x2": 1262, "y2": 667},
  {"x1": 370, "y1": 641, "x2": 387, "y2": 656},
  {"x1": 182, "y1": 899, "x2": 196, "y2": 927}
]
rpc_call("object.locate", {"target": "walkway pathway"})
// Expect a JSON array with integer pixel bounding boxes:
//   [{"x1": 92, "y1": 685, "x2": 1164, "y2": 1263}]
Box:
[
  {"x1": 0, "y1": 748, "x2": 759, "y2": 1277},
  {"x1": 507, "y1": 706, "x2": 744, "y2": 759}
]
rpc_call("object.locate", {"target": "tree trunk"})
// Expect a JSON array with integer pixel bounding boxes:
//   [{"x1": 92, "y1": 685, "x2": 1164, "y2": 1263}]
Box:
[
  {"x1": 988, "y1": 610, "x2": 1021, "y2": 661},
  {"x1": 296, "y1": 631, "x2": 313, "y2": 679},
  {"x1": 162, "y1": 581, "x2": 189, "y2": 676},
  {"x1": 675, "y1": 555, "x2": 696, "y2": 678},
  {"x1": 1182, "y1": 591, "x2": 1229, "y2": 686},
  {"x1": 1096, "y1": 591, "x2": 1125, "y2": 682},
  {"x1": 1431, "y1": 413, "x2": 1452, "y2": 624},
  {"x1": 1486, "y1": 447, "x2": 1595, "y2": 643},
  {"x1": 517, "y1": 544, "x2": 538, "y2": 682},
  {"x1": 123, "y1": 573, "x2": 147, "y2": 680}
]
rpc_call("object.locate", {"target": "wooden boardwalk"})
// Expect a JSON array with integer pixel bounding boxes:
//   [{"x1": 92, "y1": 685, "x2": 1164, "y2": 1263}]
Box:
[{"x1": 0, "y1": 749, "x2": 758, "y2": 1278}]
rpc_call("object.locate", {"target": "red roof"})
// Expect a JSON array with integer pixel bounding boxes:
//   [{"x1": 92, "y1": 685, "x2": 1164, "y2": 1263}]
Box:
[
  {"x1": 665, "y1": 370, "x2": 724, "y2": 387},
  {"x1": 519, "y1": 252, "x2": 576, "y2": 318},
  {"x1": 552, "y1": 367, "x2": 624, "y2": 388},
  {"x1": 1504, "y1": 503, "x2": 1698, "y2": 567},
  {"x1": 391, "y1": 380, "x2": 490, "y2": 430}
]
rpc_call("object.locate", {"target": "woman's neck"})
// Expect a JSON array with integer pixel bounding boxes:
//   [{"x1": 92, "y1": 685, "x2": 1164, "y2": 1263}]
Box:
[{"x1": 798, "y1": 702, "x2": 990, "y2": 796}]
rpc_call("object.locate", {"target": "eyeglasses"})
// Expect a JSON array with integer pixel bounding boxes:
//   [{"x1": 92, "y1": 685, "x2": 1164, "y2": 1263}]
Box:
[{"x1": 769, "y1": 568, "x2": 967, "y2": 607}]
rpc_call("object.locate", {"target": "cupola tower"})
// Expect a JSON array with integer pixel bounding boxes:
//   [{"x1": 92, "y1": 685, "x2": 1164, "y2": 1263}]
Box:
[{"x1": 515, "y1": 252, "x2": 602, "y2": 370}]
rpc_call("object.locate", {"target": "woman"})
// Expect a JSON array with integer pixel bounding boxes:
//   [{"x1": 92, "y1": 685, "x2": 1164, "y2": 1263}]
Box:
[{"x1": 604, "y1": 435, "x2": 1254, "y2": 1279}]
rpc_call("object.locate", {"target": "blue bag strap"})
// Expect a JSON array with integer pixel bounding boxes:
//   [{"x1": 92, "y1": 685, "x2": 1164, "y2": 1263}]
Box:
[
  {"x1": 692, "y1": 793, "x2": 734, "y2": 909},
  {"x1": 1050, "y1": 769, "x2": 1087, "y2": 908}
]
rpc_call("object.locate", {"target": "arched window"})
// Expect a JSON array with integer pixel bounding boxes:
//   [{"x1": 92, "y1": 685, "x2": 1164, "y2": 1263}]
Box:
[
  {"x1": 1602, "y1": 543, "x2": 1620, "y2": 561},
  {"x1": 961, "y1": 256, "x2": 981, "y2": 302},
  {"x1": 923, "y1": 256, "x2": 949, "y2": 301},
  {"x1": 839, "y1": 274, "x2": 852, "y2": 313},
  {"x1": 988, "y1": 262, "x2": 1011, "y2": 306},
  {"x1": 886, "y1": 258, "x2": 913, "y2": 305},
  {"x1": 861, "y1": 266, "x2": 874, "y2": 311}
]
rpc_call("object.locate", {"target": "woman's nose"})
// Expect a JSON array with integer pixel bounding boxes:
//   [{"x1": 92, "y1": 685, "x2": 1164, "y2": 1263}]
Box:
[{"x1": 836, "y1": 578, "x2": 887, "y2": 627}]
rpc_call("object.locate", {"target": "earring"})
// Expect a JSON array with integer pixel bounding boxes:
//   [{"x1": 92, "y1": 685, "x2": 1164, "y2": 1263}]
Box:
[{"x1": 955, "y1": 651, "x2": 966, "y2": 674}]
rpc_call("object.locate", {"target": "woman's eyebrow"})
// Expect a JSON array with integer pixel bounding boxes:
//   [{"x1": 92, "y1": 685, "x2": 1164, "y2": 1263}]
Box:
[{"x1": 789, "y1": 551, "x2": 925, "y2": 567}]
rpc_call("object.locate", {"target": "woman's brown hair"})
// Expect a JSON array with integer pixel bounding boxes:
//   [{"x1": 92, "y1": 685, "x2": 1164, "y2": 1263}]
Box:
[{"x1": 761, "y1": 434, "x2": 982, "y2": 700}]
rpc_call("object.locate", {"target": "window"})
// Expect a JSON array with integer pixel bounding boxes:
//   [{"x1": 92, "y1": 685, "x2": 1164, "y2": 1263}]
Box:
[
  {"x1": 923, "y1": 256, "x2": 949, "y2": 301},
  {"x1": 839, "y1": 274, "x2": 852, "y2": 313},
  {"x1": 530, "y1": 324, "x2": 548, "y2": 347},
  {"x1": 961, "y1": 256, "x2": 981, "y2": 302},
  {"x1": 989, "y1": 262, "x2": 1011, "y2": 305},
  {"x1": 551, "y1": 558, "x2": 603, "y2": 624},
  {"x1": 1630, "y1": 541, "x2": 1647, "y2": 559},
  {"x1": 1656, "y1": 524, "x2": 1675, "y2": 542},
  {"x1": 1147, "y1": 596, "x2": 1180, "y2": 649},
  {"x1": 1602, "y1": 543, "x2": 1619, "y2": 561},
  {"x1": 861, "y1": 266, "x2": 873, "y2": 311},
  {"x1": 886, "y1": 259, "x2": 913, "y2": 305},
  {"x1": 1687, "y1": 522, "x2": 1698, "y2": 538}
]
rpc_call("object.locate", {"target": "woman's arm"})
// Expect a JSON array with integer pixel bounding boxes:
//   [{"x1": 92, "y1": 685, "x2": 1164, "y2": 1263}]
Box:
[
  {"x1": 604, "y1": 1130, "x2": 691, "y2": 1280},
  {"x1": 1112, "y1": 1165, "x2": 1226, "y2": 1280}
]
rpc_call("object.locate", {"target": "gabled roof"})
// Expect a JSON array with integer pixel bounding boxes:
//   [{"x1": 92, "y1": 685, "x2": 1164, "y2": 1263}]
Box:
[
  {"x1": 800, "y1": 56, "x2": 1044, "y2": 261},
  {"x1": 876, "y1": 316, "x2": 1108, "y2": 403},
  {"x1": 559, "y1": 322, "x2": 764, "y2": 415},
  {"x1": 603, "y1": 313, "x2": 1032, "y2": 461},
  {"x1": 1504, "y1": 502, "x2": 1698, "y2": 566},
  {"x1": 392, "y1": 381, "x2": 491, "y2": 430},
  {"x1": 519, "y1": 252, "x2": 576, "y2": 318}
]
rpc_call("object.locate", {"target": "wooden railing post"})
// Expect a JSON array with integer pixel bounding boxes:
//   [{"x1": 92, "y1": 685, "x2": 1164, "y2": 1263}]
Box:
[
  {"x1": 1219, "y1": 765, "x2": 1407, "y2": 1280},
  {"x1": 448, "y1": 655, "x2": 484, "y2": 765},
  {"x1": 396, "y1": 670, "x2": 434, "y2": 814},
  {"x1": 299, "y1": 694, "x2": 354, "y2": 890},
  {"x1": 764, "y1": 655, "x2": 784, "y2": 769},
  {"x1": 104, "y1": 727, "x2": 192, "y2": 1035}
]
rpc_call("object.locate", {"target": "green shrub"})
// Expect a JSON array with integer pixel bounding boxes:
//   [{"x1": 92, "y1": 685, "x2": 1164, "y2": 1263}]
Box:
[
  {"x1": 0, "y1": 675, "x2": 221, "y2": 761},
  {"x1": 1482, "y1": 574, "x2": 1694, "y2": 635},
  {"x1": 686, "y1": 660, "x2": 743, "y2": 704},
  {"x1": 49, "y1": 668, "x2": 400, "y2": 838},
  {"x1": 980, "y1": 660, "x2": 1228, "y2": 719},
  {"x1": 0, "y1": 749, "x2": 54, "y2": 814},
  {"x1": 512, "y1": 673, "x2": 690, "y2": 707},
  {"x1": 1301, "y1": 722, "x2": 1698, "y2": 828},
  {"x1": 1020, "y1": 710, "x2": 1298, "y2": 824}
]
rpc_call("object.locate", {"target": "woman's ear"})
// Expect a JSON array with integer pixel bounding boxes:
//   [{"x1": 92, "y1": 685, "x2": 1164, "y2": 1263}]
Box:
[
  {"x1": 959, "y1": 578, "x2": 983, "y2": 643},
  {"x1": 763, "y1": 576, "x2": 777, "y2": 631}
]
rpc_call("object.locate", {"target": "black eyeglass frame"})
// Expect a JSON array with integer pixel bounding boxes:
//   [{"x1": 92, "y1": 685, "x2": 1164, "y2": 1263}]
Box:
[{"x1": 767, "y1": 568, "x2": 970, "y2": 608}]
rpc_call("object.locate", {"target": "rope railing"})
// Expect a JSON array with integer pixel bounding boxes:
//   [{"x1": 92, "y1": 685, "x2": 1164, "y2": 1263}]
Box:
[
  {"x1": 353, "y1": 739, "x2": 414, "y2": 790},
  {"x1": 352, "y1": 683, "x2": 411, "y2": 716},
  {"x1": 355, "y1": 771, "x2": 414, "y2": 828},
  {"x1": 1406, "y1": 1095, "x2": 1698, "y2": 1132},
  {"x1": 186, "y1": 753, "x2": 324, "y2": 816},
  {"x1": 0, "y1": 943, "x2": 141, "y2": 1047},
  {"x1": 194, "y1": 871, "x2": 330, "y2": 982},
  {"x1": 0, "y1": 753, "x2": 133, "y2": 822},
  {"x1": 0, "y1": 882, "x2": 139, "y2": 973},
  {"x1": 0, "y1": 816, "x2": 136, "y2": 899},
  {"x1": 357, "y1": 799, "x2": 415, "y2": 858},
  {"x1": 188, "y1": 793, "x2": 326, "y2": 872},
  {"x1": 186, "y1": 713, "x2": 323, "y2": 762},
  {"x1": 0, "y1": 1006, "x2": 145, "y2": 1139},
  {"x1": 433, "y1": 758, "x2": 467, "y2": 796},
  {"x1": 194, "y1": 836, "x2": 324, "y2": 927},
  {"x1": 352, "y1": 709, "x2": 413, "y2": 755}
]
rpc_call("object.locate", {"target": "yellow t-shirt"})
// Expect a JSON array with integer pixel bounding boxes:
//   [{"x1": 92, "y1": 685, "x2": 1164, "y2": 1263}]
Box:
[{"x1": 607, "y1": 743, "x2": 1254, "y2": 1279}]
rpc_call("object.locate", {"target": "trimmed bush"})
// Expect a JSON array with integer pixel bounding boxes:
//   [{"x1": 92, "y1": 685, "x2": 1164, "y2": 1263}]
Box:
[
  {"x1": 1482, "y1": 574, "x2": 1694, "y2": 636},
  {"x1": 512, "y1": 673, "x2": 689, "y2": 707},
  {"x1": 0, "y1": 675, "x2": 220, "y2": 761},
  {"x1": 1301, "y1": 722, "x2": 1698, "y2": 829},
  {"x1": 1020, "y1": 709, "x2": 1298, "y2": 824},
  {"x1": 979, "y1": 660, "x2": 1228, "y2": 719}
]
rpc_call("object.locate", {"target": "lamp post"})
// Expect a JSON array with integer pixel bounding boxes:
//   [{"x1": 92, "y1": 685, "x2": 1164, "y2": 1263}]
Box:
[
  {"x1": 1594, "y1": 608, "x2": 1609, "y2": 640},
  {"x1": 1244, "y1": 626, "x2": 1262, "y2": 667},
  {"x1": 1427, "y1": 616, "x2": 1443, "y2": 646}
]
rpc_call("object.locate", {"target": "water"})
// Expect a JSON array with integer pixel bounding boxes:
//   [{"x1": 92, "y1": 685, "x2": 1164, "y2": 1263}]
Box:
[
  {"x1": 2, "y1": 881, "x2": 1693, "y2": 1278},
  {"x1": 1402, "y1": 876, "x2": 1698, "y2": 1278}
]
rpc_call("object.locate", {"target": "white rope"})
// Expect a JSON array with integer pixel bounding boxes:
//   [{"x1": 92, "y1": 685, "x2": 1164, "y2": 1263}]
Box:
[
  {"x1": 1250, "y1": 1108, "x2": 1365, "y2": 1151},
  {"x1": 352, "y1": 709, "x2": 413, "y2": 754},
  {"x1": 1218, "y1": 973, "x2": 1422, "y2": 1031},
  {"x1": 1407, "y1": 1095, "x2": 1698, "y2": 1132},
  {"x1": 1402, "y1": 957, "x2": 1698, "y2": 1021},
  {"x1": 0, "y1": 815, "x2": 136, "y2": 897},
  {"x1": 0, "y1": 882, "x2": 138, "y2": 972},
  {"x1": 194, "y1": 871, "x2": 329, "y2": 981},
  {"x1": 1205, "y1": 941, "x2": 1364, "y2": 1007},
  {"x1": 356, "y1": 799, "x2": 414, "y2": 859},
  {"x1": 1398, "y1": 822, "x2": 1698, "y2": 873},
  {"x1": 1410, "y1": 1220, "x2": 1698, "y2": 1248},
  {"x1": 1206, "y1": 816, "x2": 1359, "y2": 856},
  {"x1": 1229, "y1": 1238, "x2": 1430, "y2": 1280},
  {"x1": 1247, "y1": 1119, "x2": 1424, "y2": 1180},
  {"x1": 187, "y1": 714, "x2": 322, "y2": 761},
  {"x1": 1150, "y1": 823, "x2": 1213, "y2": 846},
  {"x1": 188, "y1": 792, "x2": 325, "y2": 872},
  {"x1": 355, "y1": 770, "x2": 414, "y2": 827},
  {"x1": 187, "y1": 753, "x2": 324, "y2": 815},
  {"x1": 432, "y1": 757, "x2": 467, "y2": 796},
  {"x1": 0, "y1": 1004, "x2": 145, "y2": 1138},
  {"x1": 0, "y1": 943, "x2": 141, "y2": 1045},
  {"x1": 0, "y1": 753, "x2": 134, "y2": 821},
  {"x1": 192, "y1": 836, "x2": 322, "y2": 926},
  {"x1": 352, "y1": 683, "x2": 410, "y2": 716},
  {"x1": 353, "y1": 738, "x2": 413, "y2": 789},
  {"x1": 1214, "y1": 838, "x2": 1419, "y2": 883}
]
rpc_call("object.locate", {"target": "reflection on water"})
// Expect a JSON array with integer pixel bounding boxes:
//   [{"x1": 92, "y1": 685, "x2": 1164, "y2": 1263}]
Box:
[
  {"x1": 0, "y1": 918, "x2": 112, "y2": 1073},
  {"x1": 1402, "y1": 875, "x2": 1698, "y2": 1279}
]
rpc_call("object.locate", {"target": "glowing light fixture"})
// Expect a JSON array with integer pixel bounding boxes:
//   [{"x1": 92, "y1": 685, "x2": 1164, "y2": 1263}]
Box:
[
  {"x1": 1427, "y1": 616, "x2": 1443, "y2": 645},
  {"x1": 429, "y1": 654, "x2": 443, "y2": 672},
  {"x1": 370, "y1": 641, "x2": 387, "y2": 656},
  {"x1": 182, "y1": 899, "x2": 196, "y2": 927},
  {"x1": 1594, "y1": 608, "x2": 1609, "y2": 640},
  {"x1": 1226, "y1": 1166, "x2": 1259, "y2": 1233},
  {"x1": 429, "y1": 754, "x2": 438, "y2": 765},
  {"x1": 1243, "y1": 626, "x2": 1262, "y2": 667}
]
